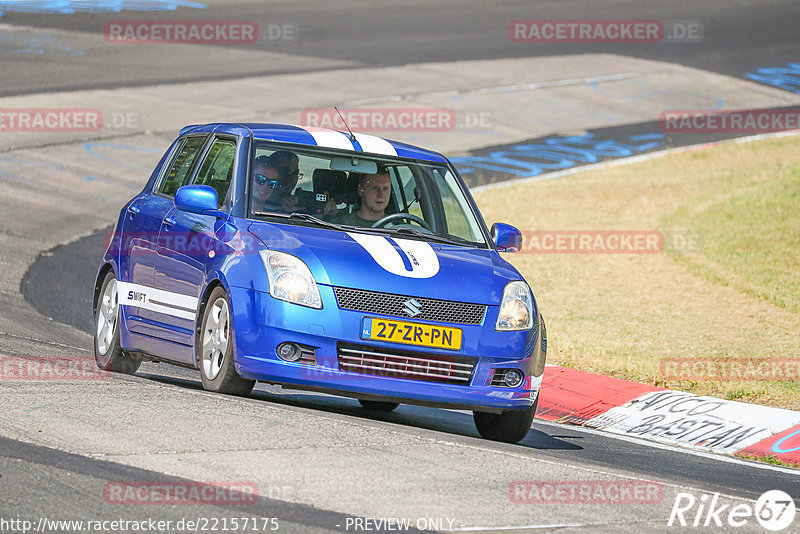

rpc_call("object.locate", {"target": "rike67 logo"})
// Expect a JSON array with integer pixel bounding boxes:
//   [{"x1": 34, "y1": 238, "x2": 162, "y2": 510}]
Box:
[{"x1": 669, "y1": 490, "x2": 796, "y2": 531}]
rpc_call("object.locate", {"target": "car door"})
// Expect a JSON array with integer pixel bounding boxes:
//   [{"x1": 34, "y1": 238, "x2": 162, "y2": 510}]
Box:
[
  {"x1": 152, "y1": 136, "x2": 239, "y2": 350},
  {"x1": 120, "y1": 134, "x2": 208, "y2": 337}
]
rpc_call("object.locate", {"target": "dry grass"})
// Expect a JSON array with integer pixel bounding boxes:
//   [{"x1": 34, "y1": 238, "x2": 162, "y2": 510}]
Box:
[{"x1": 474, "y1": 135, "x2": 800, "y2": 410}]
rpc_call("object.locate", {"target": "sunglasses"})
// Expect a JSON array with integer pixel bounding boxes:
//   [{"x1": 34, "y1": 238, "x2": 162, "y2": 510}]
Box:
[{"x1": 255, "y1": 174, "x2": 279, "y2": 189}]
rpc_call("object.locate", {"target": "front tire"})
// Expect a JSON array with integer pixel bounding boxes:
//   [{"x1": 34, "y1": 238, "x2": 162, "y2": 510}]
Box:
[
  {"x1": 94, "y1": 271, "x2": 140, "y2": 374},
  {"x1": 197, "y1": 286, "x2": 255, "y2": 396},
  {"x1": 473, "y1": 396, "x2": 538, "y2": 443}
]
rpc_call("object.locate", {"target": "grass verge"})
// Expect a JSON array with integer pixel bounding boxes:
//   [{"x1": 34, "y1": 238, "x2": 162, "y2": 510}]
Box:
[{"x1": 474, "y1": 134, "x2": 800, "y2": 410}]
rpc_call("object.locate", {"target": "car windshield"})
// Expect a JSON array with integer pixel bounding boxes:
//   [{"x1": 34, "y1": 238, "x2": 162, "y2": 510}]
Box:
[{"x1": 247, "y1": 143, "x2": 488, "y2": 247}]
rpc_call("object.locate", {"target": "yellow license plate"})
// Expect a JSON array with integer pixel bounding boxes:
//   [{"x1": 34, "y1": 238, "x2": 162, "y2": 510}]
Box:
[{"x1": 360, "y1": 317, "x2": 462, "y2": 350}]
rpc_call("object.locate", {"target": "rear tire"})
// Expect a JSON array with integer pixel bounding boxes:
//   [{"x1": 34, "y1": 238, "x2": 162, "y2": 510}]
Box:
[
  {"x1": 358, "y1": 399, "x2": 400, "y2": 412},
  {"x1": 94, "y1": 271, "x2": 141, "y2": 374},
  {"x1": 473, "y1": 396, "x2": 538, "y2": 443},
  {"x1": 197, "y1": 286, "x2": 255, "y2": 396}
]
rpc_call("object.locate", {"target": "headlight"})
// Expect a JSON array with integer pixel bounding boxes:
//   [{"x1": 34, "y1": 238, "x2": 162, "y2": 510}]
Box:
[
  {"x1": 495, "y1": 280, "x2": 534, "y2": 331},
  {"x1": 259, "y1": 250, "x2": 322, "y2": 309}
]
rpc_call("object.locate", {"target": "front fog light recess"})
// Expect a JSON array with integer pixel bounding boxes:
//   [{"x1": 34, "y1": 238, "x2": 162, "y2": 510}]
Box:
[{"x1": 496, "y1": 280, "x2": 534, "y2": 331}]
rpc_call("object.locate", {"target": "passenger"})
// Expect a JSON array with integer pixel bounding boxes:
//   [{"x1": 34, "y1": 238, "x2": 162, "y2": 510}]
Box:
[
  {"x1": 267, "y1": 150, "x2": 302, "y2": 212},
  {"x1": 251, "y1": 155, "x2": 281, "y2": 211},
  {"x1": 333, "y1": 168, "x2": 391, "y2": 227},
  {"x1": 270, "y1": 150, "x2": 341, "y2": 216}
]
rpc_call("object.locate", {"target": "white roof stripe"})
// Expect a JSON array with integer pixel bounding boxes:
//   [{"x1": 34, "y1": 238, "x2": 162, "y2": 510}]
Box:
[
  {"x1": 353, "y1": 133, "x2": 397, "y2": 156},
  {"x1": 302, "y1": 127, "x2": 354, "y2": 151}
]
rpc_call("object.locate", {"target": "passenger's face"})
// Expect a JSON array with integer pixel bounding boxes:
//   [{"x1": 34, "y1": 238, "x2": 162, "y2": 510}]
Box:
[
  {"x1": 276, "y1": 163, "x2": 300, "y2": 195},
  {"x1": 252, "y1": 165, "x2": 278, "y2": 203},
  {"x1": 359, "y1": 173, "x2": 391, "y2": 216}
]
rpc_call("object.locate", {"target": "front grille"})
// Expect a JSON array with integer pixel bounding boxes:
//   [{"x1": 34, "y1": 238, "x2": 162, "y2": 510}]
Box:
[
  {"x1": 337, "y1": 343, "x2": 476, "y2": 385},
  {"x1": 333, "y1": 287, "x2": 486, "y2": 325}
]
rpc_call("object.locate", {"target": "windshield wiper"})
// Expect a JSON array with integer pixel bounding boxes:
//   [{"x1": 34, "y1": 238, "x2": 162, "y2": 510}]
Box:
[
  {"x1": 288, "y1": 212, "x2": 344, "y2": 231},
  {"x1": 251, "y1": 210, "x2": 289, "y2": 218},
  {"x1": 374, "y1": 226, "x2": 472, "y2": 247},
  {"x1": 251, "y1": 210, "x2": 343, "y2": 230}
]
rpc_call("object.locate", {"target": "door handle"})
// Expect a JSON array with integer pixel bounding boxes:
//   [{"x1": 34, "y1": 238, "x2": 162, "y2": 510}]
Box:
[
  {"x1": 126, "y1": 204, "x2": 141, "y2": 215},
  {"x1": 163, "y1": 215, "x2": 177, "y2": 228}
]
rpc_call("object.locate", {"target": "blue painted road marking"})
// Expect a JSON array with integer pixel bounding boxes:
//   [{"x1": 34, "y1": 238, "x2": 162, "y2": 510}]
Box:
[
  {"x1": 772, "y1": 428, "x2": 800, "y2": 454},
  {"x1": 85, "y1": 142, "x2": 162, "y2": 172},
  {"x1": 746, "y1": 62, "x2": 800, "y2": 95},
  {"x1": 0, "y1": 32, "x2": 83, "y2": 55},
  {"x1": 452, "y1": 132, "x2": 665, "y2": 178},
  {"x1": 0, "y1": 0, "x2": 207, "y2": 16}
]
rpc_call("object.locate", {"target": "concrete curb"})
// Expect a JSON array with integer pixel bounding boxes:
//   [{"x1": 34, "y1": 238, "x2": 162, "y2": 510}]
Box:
[{"x1": 538, "y1": 365, "x2": 800, "y2": 466}]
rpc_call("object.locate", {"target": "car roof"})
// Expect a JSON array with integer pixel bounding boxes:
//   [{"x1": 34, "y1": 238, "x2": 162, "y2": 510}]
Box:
[{"x1": 179, "y1": 123, "x2": 449, "y2": 164}]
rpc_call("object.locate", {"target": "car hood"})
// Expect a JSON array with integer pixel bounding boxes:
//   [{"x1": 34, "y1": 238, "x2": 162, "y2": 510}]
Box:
[{"x1": 247, "y1": 221, "x2": 522, "y2": 305}]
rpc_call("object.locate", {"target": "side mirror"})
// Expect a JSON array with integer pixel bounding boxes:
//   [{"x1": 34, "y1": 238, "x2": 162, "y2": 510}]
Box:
[
  {"x1": 491, "y1": 222, "x2": 522, "y2": 253},
  {"x1": 174, "y1": 185, "x2": 228, "y2": 219}
]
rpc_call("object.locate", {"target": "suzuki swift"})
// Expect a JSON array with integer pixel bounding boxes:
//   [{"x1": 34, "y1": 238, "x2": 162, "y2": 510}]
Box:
[{"x1": 93, "y1": 123, "x2": 547, "y2": 443}]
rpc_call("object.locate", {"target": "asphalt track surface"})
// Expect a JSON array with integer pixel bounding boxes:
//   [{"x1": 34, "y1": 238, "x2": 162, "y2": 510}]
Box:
[
  {"x1": 20, "y1": 227, "x2": 800, "y2": 499},
  {"x1": 0, "y1": 0, "x2": 798, "y2": 96},
  {"x1": 3, "y1": 1, "x2": 800, "y2": 532}
]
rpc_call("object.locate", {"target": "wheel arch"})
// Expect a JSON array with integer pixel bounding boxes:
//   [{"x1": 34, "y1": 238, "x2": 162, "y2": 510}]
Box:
[
  {"x1": 530, "y1": 313, "x2": 547, "y2": 378},
  {"x1": 93, "y1": 262, "x2": 116, "y2": 313}
]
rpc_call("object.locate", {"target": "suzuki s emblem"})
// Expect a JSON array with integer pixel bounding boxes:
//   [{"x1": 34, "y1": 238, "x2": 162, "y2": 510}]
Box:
[{"x1": 402, "y1": 298, "x2": 422, "y2": 317}]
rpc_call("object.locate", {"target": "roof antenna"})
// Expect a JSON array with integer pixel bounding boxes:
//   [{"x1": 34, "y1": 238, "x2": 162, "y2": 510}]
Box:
[{"x1": 335, "y1": 106, "x2": 357, "y2": 142}]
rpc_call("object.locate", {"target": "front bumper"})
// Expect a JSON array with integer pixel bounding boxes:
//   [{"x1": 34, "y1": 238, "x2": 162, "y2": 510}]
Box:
[{"x1": 229, "y1": 286, "x2": 545, "y2": 412}]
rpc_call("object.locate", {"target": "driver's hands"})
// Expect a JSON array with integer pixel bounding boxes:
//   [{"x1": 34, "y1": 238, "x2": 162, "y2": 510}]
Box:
[{"x1": 322, "y1": 190, "x2": 337, "y2": 216}]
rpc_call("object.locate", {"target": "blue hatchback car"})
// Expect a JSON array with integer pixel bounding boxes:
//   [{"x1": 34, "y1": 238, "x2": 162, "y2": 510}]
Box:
[{"x1": 93, "y1": 123, "x2": 547, "y2": 443}]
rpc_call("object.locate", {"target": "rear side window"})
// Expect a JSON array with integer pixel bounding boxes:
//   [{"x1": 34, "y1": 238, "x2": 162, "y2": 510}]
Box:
[
  {"x1": 193, "y1": 138, "x2": 237, "y2": 208},
  {"x1": 157, "y1": 136, "x2": 206, "y2": 197}
]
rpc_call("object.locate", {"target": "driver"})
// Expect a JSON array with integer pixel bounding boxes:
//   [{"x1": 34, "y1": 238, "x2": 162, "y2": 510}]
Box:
[{"x1": 333, "y1": 167, "x2": 391, "y2": 227}]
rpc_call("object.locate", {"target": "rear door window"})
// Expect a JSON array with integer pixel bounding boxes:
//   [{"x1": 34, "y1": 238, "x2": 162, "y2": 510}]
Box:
[
  {"x1": 193, "y1": 138, "x2": 237, "y2": 208},
  {"x1": 156, "y1": 136, "x2": 207, "y2": 197}
]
